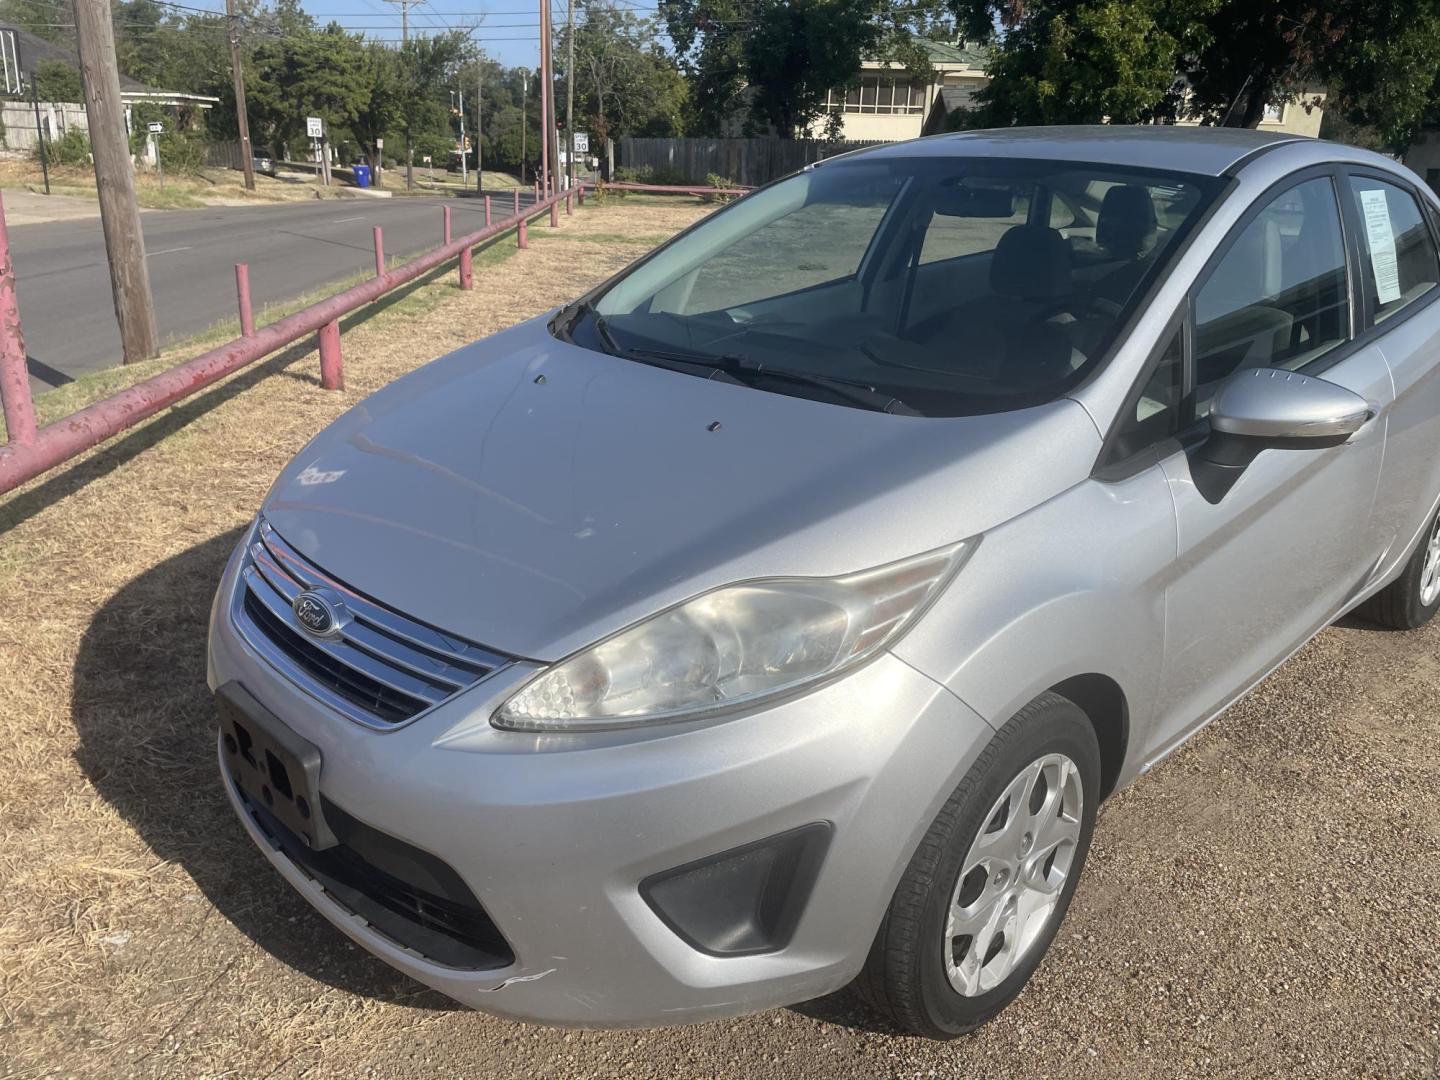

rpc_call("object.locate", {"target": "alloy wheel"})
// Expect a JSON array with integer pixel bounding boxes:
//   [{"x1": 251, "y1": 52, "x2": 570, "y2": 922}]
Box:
[
  {"x1": 944, "y1": 753, "x2": 1083, "y2": 997},
  {"x1": 1420, "y1": 513, "x2": 1440, "y2": 607}
]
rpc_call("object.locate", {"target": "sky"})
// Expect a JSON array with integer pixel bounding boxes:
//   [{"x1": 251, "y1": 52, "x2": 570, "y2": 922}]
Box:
[{"x1": 177, "y1": 0, "x2": 663, "y2": 67}]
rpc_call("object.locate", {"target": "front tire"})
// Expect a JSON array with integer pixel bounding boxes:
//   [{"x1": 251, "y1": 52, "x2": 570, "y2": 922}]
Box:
[
  {"x1": 854, "y1": 692, "x2": 1100, "y2": 1038},
  {"x1": 1359, "y1": 501, "x2": 1440, "y2": 630}
]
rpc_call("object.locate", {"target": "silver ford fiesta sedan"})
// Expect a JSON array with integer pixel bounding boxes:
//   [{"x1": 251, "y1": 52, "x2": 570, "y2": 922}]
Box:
[{"x1": 208, "y1": 126, "x2": 1440, "y2": 1037}]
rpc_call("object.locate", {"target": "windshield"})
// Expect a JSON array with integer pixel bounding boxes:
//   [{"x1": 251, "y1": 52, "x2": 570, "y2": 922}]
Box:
[{"x1": 566, "y1": 156, "x2": 1222, "y2": 416}]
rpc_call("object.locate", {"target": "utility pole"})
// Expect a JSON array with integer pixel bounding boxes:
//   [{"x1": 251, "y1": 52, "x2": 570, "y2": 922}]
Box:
[
  {"x1": 475, "y1": 57, "x2": 483, "y2": 194},
  {"x1": 539, "y1": 0, "x2": 552, "y2": 198},
  {"x1": 225, "y1": 0, "x2": 255, "y2": 191},
  {"x1": 520, "y1": 70, "x2": 528, "y2": 185},
  {"x1": 73, "y1": 0, "x2": 157, "y2": 364},
  {"x1": 28, "y1": 76, "x2": 49, "y2": 196},
  {"x1": 386, "y1": 0, "x2": 415, "y2": 190},
  {"x1": 548, "y1": 4, "x2": 561, "y2": 197},
  {"x1": 455, "y1": 86, "x2": 467, "y2": 186},
  {"x1": 564, "y1": 0, "x2": 574, "y2": 191}
]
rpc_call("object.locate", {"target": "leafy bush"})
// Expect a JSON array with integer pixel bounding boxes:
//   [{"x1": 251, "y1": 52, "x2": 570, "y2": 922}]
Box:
[
  {"x1": 33, "y1": 59, "x2": 83, "y2": 103},
  {"x1": 614, "y1": 163, "x2": 689, "y2": 186},
  {"x1": 43, "y1": 128, "x2": 91, "y2": 167},
  {"x1": 157, "y1": 133, "x2": 209, "y2": 175},
  {"x1": 411, "y1": 131, "x2": 455, "y2": 169},
  {"x1": 703, "y1": 172, "x2": 739, "y2": 203}
]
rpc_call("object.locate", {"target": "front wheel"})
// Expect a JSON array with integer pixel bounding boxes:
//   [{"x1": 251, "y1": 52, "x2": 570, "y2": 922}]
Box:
[
  {"x1": 854, "y1": 692, "x2": 1100, "y2": 1038},
  {"x1": 1359, "y1": 501, "x2": 1440, "y2": 630}
]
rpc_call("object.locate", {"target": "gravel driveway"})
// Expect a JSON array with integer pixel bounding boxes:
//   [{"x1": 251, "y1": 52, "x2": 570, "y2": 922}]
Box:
[{"x1": 0, "y1": 198, "x2": 1436, "y2": 1080}]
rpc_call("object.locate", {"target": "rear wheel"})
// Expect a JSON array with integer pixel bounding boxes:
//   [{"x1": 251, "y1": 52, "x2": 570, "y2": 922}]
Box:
[
  {"x1": 854, "y1": 692, "x2": 1100, "y2": 1038},
  {"x1": 1359, "y1": 502, "x2": 1440, "y2": 630}
]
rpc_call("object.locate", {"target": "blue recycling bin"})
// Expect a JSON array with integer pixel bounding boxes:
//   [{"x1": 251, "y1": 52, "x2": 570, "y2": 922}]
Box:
[{"x1": 353, "y1": 163, "x2": 372, "y2": 188}]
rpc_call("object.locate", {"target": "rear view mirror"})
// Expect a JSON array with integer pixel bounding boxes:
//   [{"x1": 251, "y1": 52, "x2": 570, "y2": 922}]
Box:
[
  {"x1": 934, "y1": 184, "x2": 1016, "y2": 218},
  {"x1": 1192, "y1": 368, "x2": 1373, "y2": 502}
]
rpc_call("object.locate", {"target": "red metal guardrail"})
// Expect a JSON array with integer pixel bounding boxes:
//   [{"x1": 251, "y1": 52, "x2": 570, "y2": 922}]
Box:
[
  {"x1": 601, "y1": 181, "x2": 753, "y2": 197},
  {"x1": 0, "y1": 184, "x2": 583, "y2": 497}
]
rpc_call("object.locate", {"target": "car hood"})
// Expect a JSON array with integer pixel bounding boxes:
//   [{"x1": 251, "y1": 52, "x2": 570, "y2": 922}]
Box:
[{"x1": 263, "y1": 316, "x2": 1102, "y2": 661}]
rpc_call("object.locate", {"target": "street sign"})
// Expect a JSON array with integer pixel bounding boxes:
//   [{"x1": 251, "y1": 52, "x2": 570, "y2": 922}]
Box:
[
  {"x1": 147, "y1": 122, "x2": 164, "y2": 134},
  {"x1": 375, "y1": 137, "x2": 384, "y2": 149},
  {"x1": 306, "y1": 116, "x2": 324, "y2": 139},
  {"x1": 423, "y1": 154, "x2": 432, "y2": 164},
  {"x1": 572, "y1": 132, "x2": 589, "y2": 154}
]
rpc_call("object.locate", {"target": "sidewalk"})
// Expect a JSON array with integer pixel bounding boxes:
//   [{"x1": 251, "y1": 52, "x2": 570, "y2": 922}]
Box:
[{"x1": 0, "y1": 186, "x2": 100, "y2": 225}]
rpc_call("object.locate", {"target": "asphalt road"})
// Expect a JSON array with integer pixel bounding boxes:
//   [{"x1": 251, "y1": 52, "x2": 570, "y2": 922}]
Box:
[{"x1": 11, "y1": 188, "x2": 538, "y2": 390}]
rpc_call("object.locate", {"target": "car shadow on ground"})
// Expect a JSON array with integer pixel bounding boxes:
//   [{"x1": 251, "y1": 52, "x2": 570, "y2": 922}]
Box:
[
  {"x1": 69, "y1": 529, "x2": 905, "y2": 1033},
  {"x1": 70, "y1": 528, "x2": 451, "y2": 1010}
]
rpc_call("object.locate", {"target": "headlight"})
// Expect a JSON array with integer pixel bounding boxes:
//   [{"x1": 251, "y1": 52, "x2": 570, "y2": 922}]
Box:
[{"x1": 493, "y1": 541, "x2": 971, "y2": 732}]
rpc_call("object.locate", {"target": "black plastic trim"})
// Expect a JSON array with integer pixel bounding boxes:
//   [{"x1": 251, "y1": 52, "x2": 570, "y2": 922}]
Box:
[
  {"x1": 231, "y1": 759, "x2": 515, "y2": 970},
  {"x1": 640, "y1": 823, "x2": 831, "y2": 958}
]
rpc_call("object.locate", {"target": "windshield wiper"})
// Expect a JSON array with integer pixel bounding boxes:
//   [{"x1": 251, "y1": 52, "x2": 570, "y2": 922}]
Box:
[{"x1": 623, "y1": 346, "x2": 920, "y2": 415}]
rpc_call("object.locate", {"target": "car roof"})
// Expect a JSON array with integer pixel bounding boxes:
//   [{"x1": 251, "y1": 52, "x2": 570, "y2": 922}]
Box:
[{"x1": 845, "y1": 125, "x2": 1305, "y2": 177}]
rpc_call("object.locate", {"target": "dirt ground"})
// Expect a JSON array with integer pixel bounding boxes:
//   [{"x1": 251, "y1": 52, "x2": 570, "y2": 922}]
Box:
[{"x1": 1, "y1": 197, "x2": 1437, "y2": 1080}]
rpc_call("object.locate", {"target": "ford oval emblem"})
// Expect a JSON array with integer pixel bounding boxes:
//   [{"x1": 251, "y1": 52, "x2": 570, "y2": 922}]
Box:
[{"x1": 292, "y1": 588, "x2": 345, "y2": 637}]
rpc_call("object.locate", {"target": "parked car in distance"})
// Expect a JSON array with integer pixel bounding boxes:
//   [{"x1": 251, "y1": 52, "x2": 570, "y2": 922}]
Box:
[
  {"x1": 209, "y1": 126, "x2": 1440, "y2": 1038},
  {"x1": 251, "y1": 155, "x2": 275, "y2": 177}
]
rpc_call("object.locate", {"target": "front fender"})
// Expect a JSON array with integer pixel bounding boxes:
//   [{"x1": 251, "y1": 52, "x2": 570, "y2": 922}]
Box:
[{"x1": 892, "y1": 465, "x2": 1176, "y2": 793}]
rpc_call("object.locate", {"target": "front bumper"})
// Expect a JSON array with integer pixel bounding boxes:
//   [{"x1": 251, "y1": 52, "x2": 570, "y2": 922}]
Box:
[{"x1": 207, "y1": 534, "x2": 995, "y2": 1027}]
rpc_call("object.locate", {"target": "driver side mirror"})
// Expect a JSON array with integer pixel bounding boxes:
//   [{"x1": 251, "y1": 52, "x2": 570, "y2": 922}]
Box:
[{"x1": 1192, "y1": 368, "x2": 1373, "y2": 503}]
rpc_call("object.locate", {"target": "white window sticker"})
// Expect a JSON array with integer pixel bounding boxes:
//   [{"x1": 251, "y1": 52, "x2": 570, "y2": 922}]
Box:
[{"x1": 1359, "y1": 188, "x2": 1402, "y2": 304}]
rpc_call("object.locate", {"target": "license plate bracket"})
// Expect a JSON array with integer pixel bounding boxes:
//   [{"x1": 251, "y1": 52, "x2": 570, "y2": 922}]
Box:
[{"x1": 217, "y1": 681, "x2": 337, "y2": 850}]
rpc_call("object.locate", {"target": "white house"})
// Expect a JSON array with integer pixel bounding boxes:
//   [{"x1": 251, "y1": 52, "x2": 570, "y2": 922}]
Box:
[
  {"x1": 812, "y1": 39, "x2": 990, "y2": 143},
  {"x1": 812, "y1": 37, "x2": 1327, "y2": 144}
]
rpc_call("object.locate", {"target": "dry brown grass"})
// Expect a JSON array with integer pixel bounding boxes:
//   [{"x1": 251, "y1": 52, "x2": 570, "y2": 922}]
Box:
[
  {"x1": 0, "y1": 194, "x2": 1437, "y2": 1080},
  {"x1": 1, "y1": 160, "x2": 373, "y2": 209},
  {"x1": 0, "y1": 198, "x2": 711, "y2": 1079}
]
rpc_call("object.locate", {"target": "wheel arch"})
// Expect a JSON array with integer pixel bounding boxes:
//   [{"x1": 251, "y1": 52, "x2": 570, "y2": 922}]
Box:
[{"x1": 1048, "y1": 673, "x2": 1128, "y2": 801}]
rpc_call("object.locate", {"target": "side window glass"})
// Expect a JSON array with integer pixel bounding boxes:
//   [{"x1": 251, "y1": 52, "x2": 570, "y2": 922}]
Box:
[
  {"x1": 1193, "y1": 177, "x2": 1349, "y2": 418},
  {"x1": 1048, "y1": 193, "x2": 1078, "y2": 232},
  {"x1": 1347, "y1": 176, "x2": 1440, "y2": 322},
  {"x1": 1111, "y1": 327, "x2": 1183, "y2": 462}
]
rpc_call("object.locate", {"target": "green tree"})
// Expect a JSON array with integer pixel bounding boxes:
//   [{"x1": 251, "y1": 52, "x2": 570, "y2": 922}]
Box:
[
  {"x1": 661, "y1": 0, "x2": 940, "y2": 137},
  {"x1": 565, "y1": 0, "x2": 688, "y2": 142},
  {"x1": 468, "y1": 64, "x2": 543, "y2": 175},
  {"x1": 956, "y1": 0, "x2": 1440, "y2": 150},
  {"x1": 956, "y1": 0, "x2": 1202, "y2": 126},
  {"x1": 246, "y1": 24, "x2": 369, "y2": 158},
  {"x1": 34, "y1": 58, "x2": 83, "y2": 102},
  {"x1": 350, "y1": 41, "x2": 405, "y2": 173},
  {"x1": 0, "y1": 0, "x2": 72, "y2": 45},
  {"x1": 110, "y1": 1, "x2": 232, "y2": 99}
]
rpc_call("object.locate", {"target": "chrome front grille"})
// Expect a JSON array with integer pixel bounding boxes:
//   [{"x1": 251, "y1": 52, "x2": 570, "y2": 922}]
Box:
[{"x1": 232, "y1": 519, "x2": 510, "y2": 729}]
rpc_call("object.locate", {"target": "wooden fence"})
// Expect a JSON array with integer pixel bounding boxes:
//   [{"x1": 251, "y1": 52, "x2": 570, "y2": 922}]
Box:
[
  {"x1": 204, "y1": 139, "x2": 246, "y2": 170},
  {"x1": 617, "y1": 137, "x2": 891, "y2": 187},
  {"x1": 1, "y1": 100, "x2": 88, "y2": 153}
]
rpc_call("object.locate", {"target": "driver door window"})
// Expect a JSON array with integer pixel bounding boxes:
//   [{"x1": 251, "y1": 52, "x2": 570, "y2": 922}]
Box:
[{"x1": 1192, "y1": 177, "x2": 1350, "y2": 417}]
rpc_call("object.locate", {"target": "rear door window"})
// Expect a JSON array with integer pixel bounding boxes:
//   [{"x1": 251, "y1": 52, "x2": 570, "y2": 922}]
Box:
[{"x1": 1346, "y1": 176, "x2": 1440, "y2": 322}]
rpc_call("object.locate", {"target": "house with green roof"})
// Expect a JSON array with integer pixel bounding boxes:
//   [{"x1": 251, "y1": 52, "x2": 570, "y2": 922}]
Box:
[
  {"x1": 809, "y1": 36, "x2": 1327, "y2": 143},
  {"x1": 810, "y1": 38, "x2": 991, "y2": 142}
]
